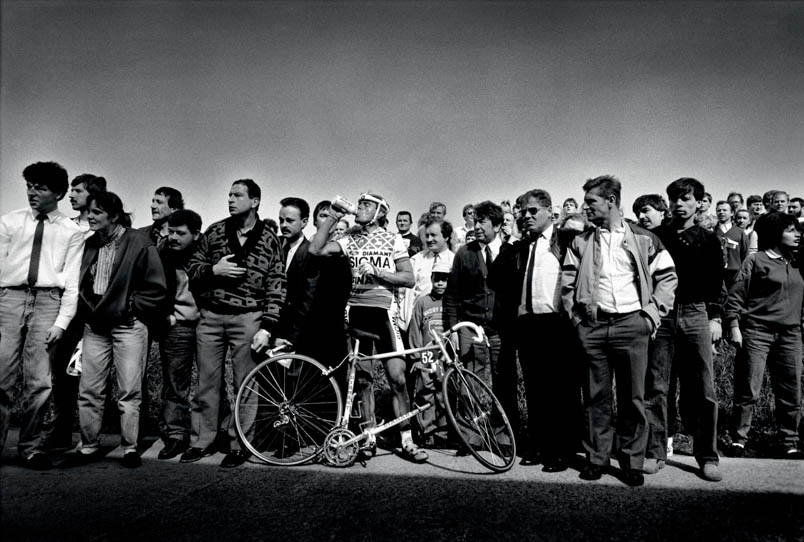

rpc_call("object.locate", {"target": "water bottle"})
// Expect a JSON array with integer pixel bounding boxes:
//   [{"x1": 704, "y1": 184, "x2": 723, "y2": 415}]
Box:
[{"x1": 331, "y1": 195, "x2": 356, "y2": 215}]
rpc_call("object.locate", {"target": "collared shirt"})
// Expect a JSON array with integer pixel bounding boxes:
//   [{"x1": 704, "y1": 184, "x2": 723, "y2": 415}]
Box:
[
  {"x1": 717, "y1": 222, "x2": 733, "y2": 234},
  {"x1": 284, "y1": 236, "x2": 304, "y2": 271},
  {"x1": 0, "y1": 207, "x2": 85, "y2": 329},
  {"x1": 481, "y1": 236, "x2": 503, "y2": 263},
  {"x1": 596, "y1": 223, "x2": 641, "y2": 313},
  {"x1": 72, "y1": 216, "x2": 95, "y2": 240},
  {"x1": 236, "y1": 220, "x2": 257, "y2": 246},
  {"x1": 518, "y1": 225, "x2": 561, "y2": 316}
]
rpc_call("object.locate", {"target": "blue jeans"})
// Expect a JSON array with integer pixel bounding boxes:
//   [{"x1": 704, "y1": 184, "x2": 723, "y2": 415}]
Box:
[
  {"x1": 646, "y1": 303, "x2": 719, "y2": 465},
  {"x1": 191, "y1": 309, "x2": 261, "y2": 450},
  {"x1": 576, "y1": 311, "x2": 650, "y2": 471},
  {"x1": 0, "y1": 287, "x2": 62, "y2": 458},
  {"x1": 78, "y1": 318, "x2": 149, "y2": 452},
  {"x1": 159, "y1": 322, "x2": 197, "y2": 441},
  {"x1": 731, "y1": 321, "x2": 802, "y2": 448}
]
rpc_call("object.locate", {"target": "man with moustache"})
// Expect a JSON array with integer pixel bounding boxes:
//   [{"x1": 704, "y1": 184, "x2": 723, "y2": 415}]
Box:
[
  {"x1": 154, "y1": 209, "x2": 203, "y2": 460},
  {"x1": 140, "y1": 187, "x2": 184, "y2": 249}
]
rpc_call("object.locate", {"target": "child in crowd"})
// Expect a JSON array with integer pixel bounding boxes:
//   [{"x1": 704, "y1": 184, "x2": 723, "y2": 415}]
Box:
[{"x1": 408, "y1": 262, "x2": 451, "y2": 447}]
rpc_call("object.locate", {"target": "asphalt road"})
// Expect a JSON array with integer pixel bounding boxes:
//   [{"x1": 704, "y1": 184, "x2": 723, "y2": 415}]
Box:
[{"x1": 1, "y1": 431, "x2": 802, "y2": 541}]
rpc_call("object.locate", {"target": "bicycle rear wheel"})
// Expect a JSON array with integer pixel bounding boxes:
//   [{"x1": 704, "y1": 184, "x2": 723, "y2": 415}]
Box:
[
  {"x1": 235, "y1": 354, "x2": 342, "y2": 466},
  {"x1": 443, "y1": 366, "x2": 516, "y2": 472}
]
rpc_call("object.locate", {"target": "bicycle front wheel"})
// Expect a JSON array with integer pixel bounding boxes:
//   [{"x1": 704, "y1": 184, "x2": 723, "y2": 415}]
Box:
[
  {"x1": 235, "y1": 354, "x2": 342, "y2": 466},
  {"x1": 443, "y1": 366, "x2": 516, "y2": 472}
]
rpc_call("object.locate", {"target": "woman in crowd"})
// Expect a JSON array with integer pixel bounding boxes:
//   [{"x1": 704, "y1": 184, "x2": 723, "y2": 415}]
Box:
[
  {"x1": 725, "y1": 211, "x2": 803, "y2": 458},
  {"x1": 73, "y1": 192, "x2": 167, "y2": 467}
]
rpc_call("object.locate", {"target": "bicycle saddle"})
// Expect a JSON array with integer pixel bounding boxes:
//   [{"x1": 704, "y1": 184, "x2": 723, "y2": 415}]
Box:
[{"x1": 347, "y1": 325, "x2": 381, "y2": 343}]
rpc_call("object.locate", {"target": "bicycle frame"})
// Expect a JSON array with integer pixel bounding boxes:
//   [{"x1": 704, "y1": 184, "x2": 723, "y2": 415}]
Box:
[{"x1": 323, "y1": 322, "x2": 482, "y2": 449}]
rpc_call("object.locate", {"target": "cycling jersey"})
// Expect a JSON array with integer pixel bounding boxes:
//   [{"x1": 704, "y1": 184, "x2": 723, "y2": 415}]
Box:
[{"x1": 336, "y1": 228, "x2": 409, "y2": 309}]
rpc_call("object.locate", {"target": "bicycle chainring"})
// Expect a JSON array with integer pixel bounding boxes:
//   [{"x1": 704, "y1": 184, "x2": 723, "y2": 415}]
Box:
[{"x1": 323, "y1": 428, "x2": 359, "y2": 467}]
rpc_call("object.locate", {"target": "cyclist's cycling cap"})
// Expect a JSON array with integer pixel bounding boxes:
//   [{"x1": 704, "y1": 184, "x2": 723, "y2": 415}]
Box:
[{"x1": 358, "y1": 192, "x2": 390, "y2": 213}]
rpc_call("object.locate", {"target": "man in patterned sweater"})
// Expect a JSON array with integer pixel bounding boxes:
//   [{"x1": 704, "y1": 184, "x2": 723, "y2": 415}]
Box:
[
  {"x1": 180, "y1": 179, "x2": 286, "y2": 468},
  {"x1": 310, "y1": 191, "x2": 427, "y2": 463}
]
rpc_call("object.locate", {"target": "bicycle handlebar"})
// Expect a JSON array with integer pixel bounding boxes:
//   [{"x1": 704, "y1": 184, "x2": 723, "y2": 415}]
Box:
[{"x1": 445, "y1": 321, "x2": 487, "y2": 345}]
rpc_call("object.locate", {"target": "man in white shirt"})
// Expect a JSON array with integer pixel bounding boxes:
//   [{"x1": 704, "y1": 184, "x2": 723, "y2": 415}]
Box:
[
  {"x1": 561, "y1": 175, "x2": 676, "y2": 487},
  {"x1": 454, "y1": 204, "x2": 475, "y2": 249},
  {"x1": 492, "y1": 189, "x2": 580, "y2": 472},
  {"x1": 0, "y1": 162, "x2": 85, "y2": 469}
]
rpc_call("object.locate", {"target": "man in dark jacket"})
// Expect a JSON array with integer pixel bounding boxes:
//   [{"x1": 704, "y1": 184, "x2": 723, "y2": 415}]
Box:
[
  {"x1": 443, "y1": 200, "x2": 504, "y2": 388},
  {"x1": 154, "y1": 210, "x2": 203, "y2": 460},
  {"x1": 492, "y1": 189, "x2": 580, "y2": 472}
]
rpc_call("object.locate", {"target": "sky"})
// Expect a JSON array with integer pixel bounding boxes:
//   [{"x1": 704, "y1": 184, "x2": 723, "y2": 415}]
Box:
[{"x1": 2, "y1": 1, "x2": 802, "y2": 232}]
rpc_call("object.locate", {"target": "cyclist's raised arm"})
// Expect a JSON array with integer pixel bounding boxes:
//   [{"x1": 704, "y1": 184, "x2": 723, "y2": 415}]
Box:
[{"x1": 309, "y1": 212, "x2": 344, "y2": 257}]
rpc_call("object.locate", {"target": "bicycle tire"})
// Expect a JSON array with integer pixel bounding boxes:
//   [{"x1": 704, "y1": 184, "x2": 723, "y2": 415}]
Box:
[
  {"x1": 235, "y1": 353, "x2": 343, "y2": 466},
  {"x1": 442, "y1": 366, "x2": 516, "y2": 472}
]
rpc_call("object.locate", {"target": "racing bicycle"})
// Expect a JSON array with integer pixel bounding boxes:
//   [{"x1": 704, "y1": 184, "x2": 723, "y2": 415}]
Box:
[{"x1": 234, "y1": 321, "x2": 516, "y2": 472}]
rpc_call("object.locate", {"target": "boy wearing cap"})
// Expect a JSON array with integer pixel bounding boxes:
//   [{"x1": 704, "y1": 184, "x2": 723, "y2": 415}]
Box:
[{"x1": 408, "y1": 260, "x2": 451, "y2": 447}]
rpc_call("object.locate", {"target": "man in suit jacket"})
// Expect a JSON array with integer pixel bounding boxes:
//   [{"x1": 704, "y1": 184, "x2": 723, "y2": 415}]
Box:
[
  {"x1": 443, "y1": 200, "x2": 504, "y2": 388},
  {"x1": 275, "y1": 197, "x2": 318, "y2": 348},
  {"x1": 492, "y1": 189, "x2": 581, "y2": 471}
]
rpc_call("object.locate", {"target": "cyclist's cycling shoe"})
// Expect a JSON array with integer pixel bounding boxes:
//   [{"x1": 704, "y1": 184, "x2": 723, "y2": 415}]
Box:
[{"x1": 401, "y1": 440, "x2": 429, "y2": 463}]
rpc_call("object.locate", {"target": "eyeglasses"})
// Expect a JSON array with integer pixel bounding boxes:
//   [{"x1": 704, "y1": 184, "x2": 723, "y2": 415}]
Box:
[{"x1": 519, "y1": 206, "x2": 544, "y2": 217}]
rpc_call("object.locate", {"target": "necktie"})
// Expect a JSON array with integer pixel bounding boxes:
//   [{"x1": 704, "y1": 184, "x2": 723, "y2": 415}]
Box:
[
  {"x1": 27, "y1": 213, "x2": 48, "y2": 286},
  {"x1": 525, "y1": 240, "x2": 537, "y2": 313},
  {"x1": 484, "y1": 245, "x2": 493, "y2": 273}
]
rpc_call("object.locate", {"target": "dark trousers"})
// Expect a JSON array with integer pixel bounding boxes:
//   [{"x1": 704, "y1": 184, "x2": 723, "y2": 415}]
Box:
[
  {"x1": 158, "y1": 322, "x2": 197, "y2": 441},
  {"x1": 516, "y1": 313, "x2": 581, "y2": 462},
  {"x1": 576, "y1": 311, "x2": 650, "y2": 471},
  {"x1": 494, "y1": 331, "x2": 520, "y2": 439},
  {"x1": 48, "y1": 315, "x2": 85, "y2": 442},
  {"x1": 647, "y1": 303, "x2": 719, "y2": 465},
  {"x1": 732, "y1": 321, "x2": 802, "y2": 448}
]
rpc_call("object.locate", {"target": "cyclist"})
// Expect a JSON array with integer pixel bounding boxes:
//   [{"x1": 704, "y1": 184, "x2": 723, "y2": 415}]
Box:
[{"x1": 310, "y1": 191, "x2": 428, "y2": 463}]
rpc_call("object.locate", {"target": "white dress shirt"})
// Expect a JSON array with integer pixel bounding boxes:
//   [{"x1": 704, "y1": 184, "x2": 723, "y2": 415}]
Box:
[
  {"x1": 398, "y1": 247, "x2": 455, "y2": 330},
  {"x1": 518, "y1": 225, "x2": 562, "y2": 316},
  {"x1": 596, "y1": 224, "x2": 641, "y2": 314},
  {"x1": 285, "y1": 236, "x2": 304, "y2": 271},
  {"x1": 0, "y1": 207, "x2": 85, "y2": 329}
]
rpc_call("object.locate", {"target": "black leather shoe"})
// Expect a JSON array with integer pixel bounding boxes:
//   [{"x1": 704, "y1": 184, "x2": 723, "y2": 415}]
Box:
[
  {"x1": 180, "y1": 447, "x2": 213, "y2": 464},
  {"x1": 579, "y1": 464, "x2": 603, "y2": 481},
  {"x1": 62, "y1": 449, "x2": 103, "y2": 468},
  {"x1": 519, "y1": 452, "x2": 541, "y2": 466},
  {"x1": 20, "y1": 453, "x2": 53, "y2": 471},
  {"x1": 622, "y1": 469, "x2": 644, "y2": 487},
  {"x1": 542, "y1": 458, "x2": 568, "y2": 473},
  {"x1": 158, "y1": 439, "x2": 189, "y2": 460},
  {"x1": 220, "y1": 450, "x2": 250, "y2": 468},
  {"x1": 121, "y1": 451, "x2": 142, "y2": 468}
]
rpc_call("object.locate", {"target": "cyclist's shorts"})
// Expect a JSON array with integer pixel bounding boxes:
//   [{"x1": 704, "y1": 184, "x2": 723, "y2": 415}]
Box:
[{"x1": 348, "y1": 305, "x2": 404, "y2": 362}]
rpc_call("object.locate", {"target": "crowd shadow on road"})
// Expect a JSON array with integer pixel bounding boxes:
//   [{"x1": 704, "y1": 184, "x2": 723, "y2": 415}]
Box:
[{"x1": 3, "y1": 440, "x2": 803, "y2": 542}]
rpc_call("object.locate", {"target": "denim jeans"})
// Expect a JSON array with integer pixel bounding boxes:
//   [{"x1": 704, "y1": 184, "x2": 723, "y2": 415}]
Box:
[
  {"x1": 0, "y1": 287, "x2": 61, "y2": 458},
  {"x1": 78, "y1": 318, "x2": 149, "y2": 452},
  {"x1": 191, "y1": 309, "x2": 261, "y2": 450},
  {"x1": 576, "y1": 311, "x2": 650, "y2": 471},
  {"x1": 159, "y1": 322, "x2": 197, "y2": 441},
  {"x1": 646, "y1": 303, "x2": 719, "y2": 465},
  {"x1": 731, "y1": 321, "x2": 802, "y2": 447}
]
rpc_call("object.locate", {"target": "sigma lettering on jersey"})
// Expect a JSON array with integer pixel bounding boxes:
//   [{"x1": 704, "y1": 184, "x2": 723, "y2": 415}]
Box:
[{"x1": 337, "y1": 229, "x2": 409, "y2": 309}]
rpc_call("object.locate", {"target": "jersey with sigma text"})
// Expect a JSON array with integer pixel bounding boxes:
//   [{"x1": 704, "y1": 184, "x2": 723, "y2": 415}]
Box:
[{"x1": 336, "y1": 228, "x2": 409, "y2": 309}]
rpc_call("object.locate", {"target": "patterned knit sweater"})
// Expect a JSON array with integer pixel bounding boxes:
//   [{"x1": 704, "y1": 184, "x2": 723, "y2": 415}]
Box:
[{"x1": 187, "y1": 216, "x2": 286, "y2": 333}]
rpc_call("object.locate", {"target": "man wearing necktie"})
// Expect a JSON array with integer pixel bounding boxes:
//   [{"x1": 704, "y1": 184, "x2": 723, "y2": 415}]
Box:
[
  {"x1": 443, "y1": 200, "x2": 504, "y2": 388},
  {"x1": 491, "y1": 189, "x2": 581, "y2": 472},
  {"x1": 0, "y1": 162, "x2": 85, "y2": 469}
]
